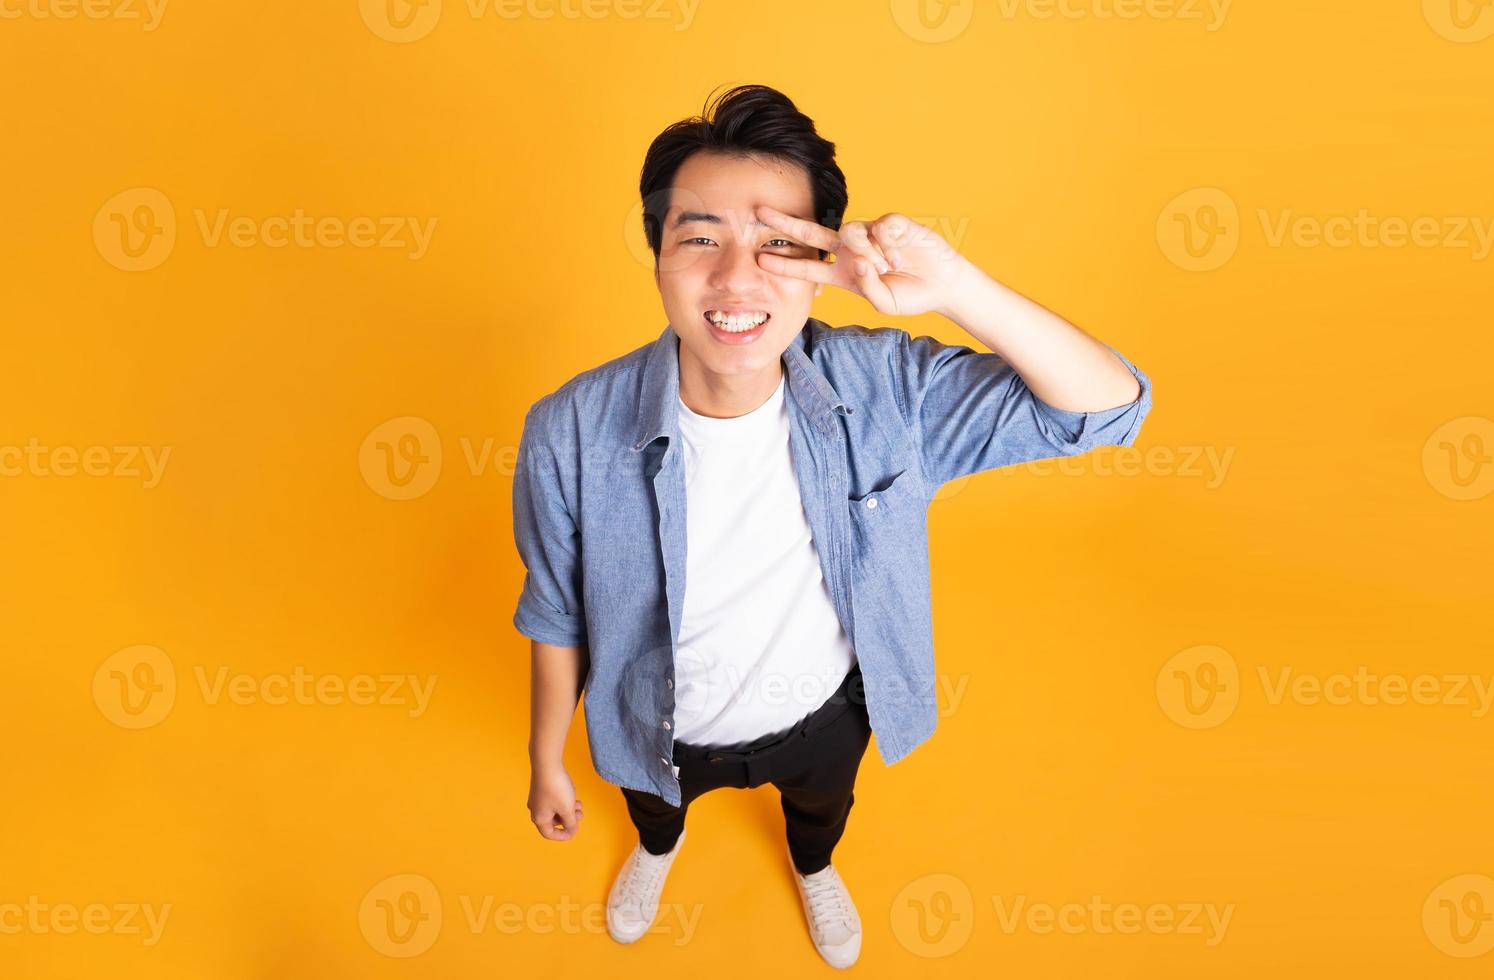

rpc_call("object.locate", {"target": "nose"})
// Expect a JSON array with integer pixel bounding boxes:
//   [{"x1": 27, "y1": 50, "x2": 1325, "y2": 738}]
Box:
[{"x1": 705, "y1": 239, "x2": 768, "y2": 297}]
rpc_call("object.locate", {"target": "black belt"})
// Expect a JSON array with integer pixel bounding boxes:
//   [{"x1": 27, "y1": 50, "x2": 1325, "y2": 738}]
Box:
[{"x1": 674, "y1": 663, "x2": 866, "y2": 764}]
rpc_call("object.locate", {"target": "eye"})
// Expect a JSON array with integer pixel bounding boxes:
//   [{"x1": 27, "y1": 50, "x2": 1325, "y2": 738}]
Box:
[
  {"x1": 684, "y1": 237, "x2": 716, "y2": 246},
  {"x1": 765, "y1": 238, "x2": 795, "y2": 248}
]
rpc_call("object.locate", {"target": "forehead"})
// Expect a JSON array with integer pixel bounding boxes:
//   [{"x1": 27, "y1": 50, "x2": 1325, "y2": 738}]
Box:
[{"x1": 667, "y1": 151, "x2": 814, "y2": 222}]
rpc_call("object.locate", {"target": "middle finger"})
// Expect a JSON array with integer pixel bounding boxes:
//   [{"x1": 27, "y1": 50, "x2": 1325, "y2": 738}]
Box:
[{"x1": 755, "y1": 204, "x2": 842, "y2": 253}]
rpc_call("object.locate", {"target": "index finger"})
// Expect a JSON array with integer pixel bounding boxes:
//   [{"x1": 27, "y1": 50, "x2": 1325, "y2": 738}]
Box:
[{"x1": 756, "y1": 205, "x2": 840, "y2": 252}]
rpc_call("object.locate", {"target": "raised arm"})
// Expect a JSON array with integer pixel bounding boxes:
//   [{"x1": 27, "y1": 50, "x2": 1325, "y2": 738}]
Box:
[{"x1": 754, "y1": 204, "x2": 1153, "y2": 486}]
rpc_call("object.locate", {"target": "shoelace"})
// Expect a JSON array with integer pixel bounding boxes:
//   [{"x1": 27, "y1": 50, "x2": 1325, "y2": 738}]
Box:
[
  {"x1": 618, "y1": 848, "x2": 670, "y2": 906},
  {"x1": 801, "y1": 870, "x2": 855, "y2": 933}
]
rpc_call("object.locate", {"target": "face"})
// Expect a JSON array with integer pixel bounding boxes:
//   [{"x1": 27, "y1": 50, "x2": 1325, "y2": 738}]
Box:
[{"x1": 653, "y1": 151, "x2": 825, "y2": 385}]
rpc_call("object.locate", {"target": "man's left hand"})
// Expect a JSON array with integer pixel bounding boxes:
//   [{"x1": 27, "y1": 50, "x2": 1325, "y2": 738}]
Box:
[{"x1": 754, "y1": 205, "x2": 969, "y2": 318}]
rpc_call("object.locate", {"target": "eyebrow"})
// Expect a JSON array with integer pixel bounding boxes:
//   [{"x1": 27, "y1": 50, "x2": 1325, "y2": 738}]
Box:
[{"x1": 670, "y1": 210, "x2": 772, "y2": 230}]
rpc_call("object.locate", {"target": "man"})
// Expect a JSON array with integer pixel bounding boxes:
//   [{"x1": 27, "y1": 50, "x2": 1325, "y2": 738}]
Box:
[{"x1": 516, "y1": 84, "x2": 1152, "y2": 968}]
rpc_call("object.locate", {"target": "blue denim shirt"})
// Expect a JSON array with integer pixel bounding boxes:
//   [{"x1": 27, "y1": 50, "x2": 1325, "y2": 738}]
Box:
[{"x1": 513, "y1": 318, "x2": 1152, "y2": 806}]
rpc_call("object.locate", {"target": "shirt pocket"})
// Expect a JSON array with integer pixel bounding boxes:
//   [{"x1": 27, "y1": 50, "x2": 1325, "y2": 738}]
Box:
[{"x1": 846, "y1": 467, "x2": 924, "y2": 569}]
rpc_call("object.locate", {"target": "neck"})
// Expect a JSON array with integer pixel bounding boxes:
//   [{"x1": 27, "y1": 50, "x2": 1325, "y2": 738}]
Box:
[{"x1": 677, "y1": 351, "x2": 784, "y2": 419}]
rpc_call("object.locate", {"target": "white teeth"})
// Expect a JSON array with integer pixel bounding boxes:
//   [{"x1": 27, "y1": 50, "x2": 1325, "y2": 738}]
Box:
[{"x1": 706, "y1": 310, "x2": 768, "y2": 333}]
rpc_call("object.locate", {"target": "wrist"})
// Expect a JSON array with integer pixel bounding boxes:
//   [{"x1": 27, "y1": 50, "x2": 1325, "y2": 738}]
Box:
[
  {"x1": 933, "y1": 256, "x2": 990, "y2": 324},
  {"x1": 528, "y1": 743, "x2": 564, "y2": 772}
]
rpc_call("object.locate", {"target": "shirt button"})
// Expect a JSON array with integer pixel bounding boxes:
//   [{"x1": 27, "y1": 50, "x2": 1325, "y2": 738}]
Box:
[
  {"x1": 662, "y1": 720, "x2": 672, "y2": 730},
  {"x1": 866, "y1": 497, "x2": 878, "y2": 509},
  {"x1": 660, "y1": 756, "x2": 670, "y2": 767},
  {"x1": 666, "y1": 678, "x2": 674, "y2": 689}
]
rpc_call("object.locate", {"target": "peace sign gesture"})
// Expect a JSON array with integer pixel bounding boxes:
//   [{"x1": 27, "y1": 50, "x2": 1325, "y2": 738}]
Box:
[{"x1": 754, "y1": 206, "x2": 968, "y2": 317}]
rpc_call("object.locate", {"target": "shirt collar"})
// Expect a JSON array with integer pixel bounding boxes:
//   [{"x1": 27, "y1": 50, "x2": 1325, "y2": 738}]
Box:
[{"x1": 631, "y1": 318, "x2": 853, "y2": 453}]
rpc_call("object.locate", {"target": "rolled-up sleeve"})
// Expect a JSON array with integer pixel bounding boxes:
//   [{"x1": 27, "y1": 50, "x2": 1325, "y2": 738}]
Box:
[
  {"x1": 512, "y1": 407, "x2": 589, "y2": 648},
  {"x1": 895, "y1": 329, "x2": 1153, "y2": 488}
]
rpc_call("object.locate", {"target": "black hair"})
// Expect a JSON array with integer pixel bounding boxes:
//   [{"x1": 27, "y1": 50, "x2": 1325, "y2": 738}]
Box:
[{"x1": 639, "y1": 84, "x2": 848, "y2": 265}]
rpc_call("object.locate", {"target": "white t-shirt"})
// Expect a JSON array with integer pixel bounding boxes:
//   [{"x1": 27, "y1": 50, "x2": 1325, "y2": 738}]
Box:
[{"x1": 671, "y1": 370, "x2": 857, "y2": 748}]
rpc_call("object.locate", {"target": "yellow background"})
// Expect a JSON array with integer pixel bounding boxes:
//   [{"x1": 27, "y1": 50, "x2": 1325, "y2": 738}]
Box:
[{"x1": 4, "y1": 0, "x2": 1493, "y2": 976}]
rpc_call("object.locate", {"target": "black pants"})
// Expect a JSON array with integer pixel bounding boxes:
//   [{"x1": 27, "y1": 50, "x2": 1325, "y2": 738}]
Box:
[{"x1": 621, "y1": 663, "x2": 871, "y2": 876}]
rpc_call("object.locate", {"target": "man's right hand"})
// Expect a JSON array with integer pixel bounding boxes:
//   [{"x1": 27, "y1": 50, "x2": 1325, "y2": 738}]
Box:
[{"x1": 528, "y1": 764, "x2": 583, "y2": 841}]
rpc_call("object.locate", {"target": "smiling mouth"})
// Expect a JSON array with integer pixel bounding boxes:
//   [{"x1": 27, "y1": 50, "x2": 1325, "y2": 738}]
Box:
[{"x1": 704, "y1": 309, "x2": 770, "y2": 333}]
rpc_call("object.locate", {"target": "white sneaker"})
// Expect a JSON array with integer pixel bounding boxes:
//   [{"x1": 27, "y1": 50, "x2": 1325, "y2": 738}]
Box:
[
  {"x1": 606, "y1": 828, "x2": 686, "y2": 944},
  {"x1": 790, "y1": 851, "x2": 862, "y2": 969}
]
